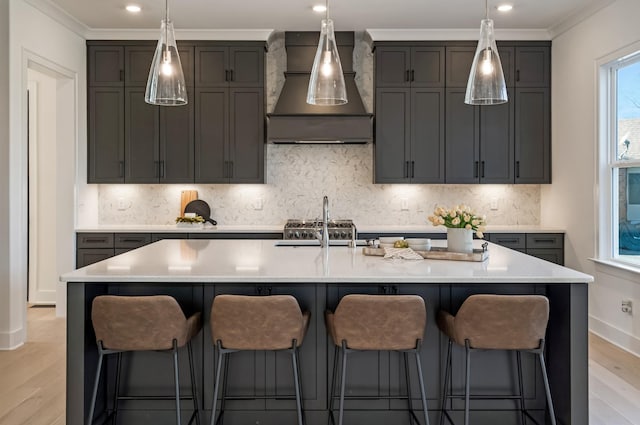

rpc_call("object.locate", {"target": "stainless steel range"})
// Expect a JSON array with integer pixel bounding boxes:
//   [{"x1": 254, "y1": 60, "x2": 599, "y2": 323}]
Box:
[{"x1": 284, "y1": 219, "x2": 356, "y2": 240}]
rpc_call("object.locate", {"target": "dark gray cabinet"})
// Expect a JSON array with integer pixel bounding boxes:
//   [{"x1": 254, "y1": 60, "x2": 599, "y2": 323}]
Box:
[
  {"x1": 479, "y1": 89, "x2": 514, "y2": 183},
  {"x1": 515, "y1": 46, "x2": 550, "y2": 88},
  {"x1": 445, "y1": 88, "x2": 479, "y2": 183},
  {"x1": 195, "y1": 45, "x2": 264, "y2": 88},
  {"x1": 195, "y1": 88, "x2": 264, "y2": 184},
  {"x1": 488, "y1": 232, "x2": 563, "y2": 265},
  {"x1": 87, "y1": 41, "x2": 264, "y2": 184},
  {"x1": 515, "y1": 88, "x2": 550, "y2": 183},
  {"x1": 375, "y1": 45, "x2": 444, "y2": 88},
  {"x1": 88, "y1": 87, "x2": 125, "y2": 183}
]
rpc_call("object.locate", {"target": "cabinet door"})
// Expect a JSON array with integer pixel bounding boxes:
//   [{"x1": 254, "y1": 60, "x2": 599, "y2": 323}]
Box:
[
  {"x1": 515, "y1": 46, "x2": 550, "y2": 88},
  {"x1": 160, "y1": 88, "x2": 195, "y2": 183},
  {"x1": 125, "y1": 88, "x2": 160, "y2": 183},
  {"x1": 194, "y1": 88, "x2": 228, "y2": 183},
  {"x1": 411, "y1": 46, "x2": 445, "y2": 87},
  {"x1": 375, "y1": 47, "x2": 411, "y2": 88},
  {"x1": 374, "y1": 88, "x2": 411, "y2": 183},
  {"x1": 76, "y1": 248, "x2": 114, "y2": 268},
  {"x1": 445, "y1": 46, "x2": 476, "y2": 88},
  {"x1": 515, "y1": 88, "x2": 550, "y2": 183},
  {"x1": 195, "y1": 47, "x2": 228, "y2": 87},
  {"x1": 498, "y1": 46, "x2": 515, "y2": 88},
  {"x1": 229, "y1": 88, "x2": 264, "y2": 183},
  {"x1": 480, "y1": 88, "x2": 514, "y2": 183},
  {"x1": 177, "y1": 45, "x2": 195, "y2": 86},
  {"x1": 411, "y1": 88, "x2": 445, "y2": 183},
  {"x1": 229, "y1": 46, "x2": 264, "y2": 87},
  {"x1": 88, "y1": 87, "x2": 125, "y2": 183},
  {"x1": 88, "y1": 46, "x2": 124, "y2": 87},
  {"x1": 125, "y1": 45, "x2": 155, "y2": 87},
  {"x1": 445, "y1": 89, "x2": 479, "y2": 183}
]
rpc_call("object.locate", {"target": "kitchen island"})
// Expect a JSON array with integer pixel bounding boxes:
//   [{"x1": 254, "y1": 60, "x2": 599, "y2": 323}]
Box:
[{"x1": 61, "y1": 239, "x2": 593, "y2": 425}]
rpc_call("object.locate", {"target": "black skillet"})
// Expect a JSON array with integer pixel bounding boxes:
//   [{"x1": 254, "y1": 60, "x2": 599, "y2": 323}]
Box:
[{"x1": 184, "y1": 200, "x2": 217, "y2": 226}]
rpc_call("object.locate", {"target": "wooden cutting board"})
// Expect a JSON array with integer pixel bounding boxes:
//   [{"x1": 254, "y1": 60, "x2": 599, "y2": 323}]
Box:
[{"x1": 180, "y1": 190, "x2": 198, "y2": 216}]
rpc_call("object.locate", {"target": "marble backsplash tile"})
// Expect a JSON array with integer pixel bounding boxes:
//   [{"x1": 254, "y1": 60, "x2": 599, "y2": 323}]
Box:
[{"x1": 98, "y1": 144, "x2": 540, "y2": 226}]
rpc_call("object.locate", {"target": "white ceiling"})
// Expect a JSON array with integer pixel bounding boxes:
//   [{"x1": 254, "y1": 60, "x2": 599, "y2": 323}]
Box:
[{"x1": 46, "y1": 0, "x2": 610, "y2": 33}]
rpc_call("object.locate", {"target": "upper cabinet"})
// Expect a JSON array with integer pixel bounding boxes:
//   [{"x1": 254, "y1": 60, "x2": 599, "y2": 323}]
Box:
[
  {"x1": 376, "y1": 45, "x2": 444, "y2": 88},
  {"x1": 195, "y1": 45, "x2": 264, "y2": 88},
  {"x1": 374, "y1": 41, "x2": 550, "y2": 185},
  {"x1": 87, "y1": 41, "x2": 265, "y2": 184}
]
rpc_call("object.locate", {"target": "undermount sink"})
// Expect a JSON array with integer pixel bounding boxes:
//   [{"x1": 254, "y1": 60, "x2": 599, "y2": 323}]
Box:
[{"x1": 274, "y1": 240, "x2": 368, "y2": 247}]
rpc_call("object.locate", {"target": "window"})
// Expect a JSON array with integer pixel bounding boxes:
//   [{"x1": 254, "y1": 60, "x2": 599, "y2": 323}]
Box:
[{"x1": 600, "y1": 51, "x2": 640, "y2": 267}]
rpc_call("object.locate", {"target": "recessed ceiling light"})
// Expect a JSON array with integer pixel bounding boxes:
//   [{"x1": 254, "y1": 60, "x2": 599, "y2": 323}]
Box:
[
  {"x1": 126, "y1": 5, "x2": 141, "y2": 13},
  {"x1": 312, "y1": 5, "x2": 327, "y2": 13},
  {"x1": 497, "y1": 4, "x2": 513, "y2": 12}
]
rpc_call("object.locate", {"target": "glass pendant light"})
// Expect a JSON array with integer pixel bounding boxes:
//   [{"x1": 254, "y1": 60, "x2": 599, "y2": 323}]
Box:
[
  {"x1": 465, "y1": 0, "x2": 507, "y2": 105},
  {"x1": 145, "y1": 0, "x2": 187, "y2": 106},
  {"x1": 307, "y1": 0, "x2": 348, "y2": 105}
]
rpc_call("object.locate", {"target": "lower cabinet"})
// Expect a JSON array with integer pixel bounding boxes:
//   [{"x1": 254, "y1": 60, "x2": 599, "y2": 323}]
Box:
[{"x1": 488, "y1": 232, "x2": 564, "y2": 265}]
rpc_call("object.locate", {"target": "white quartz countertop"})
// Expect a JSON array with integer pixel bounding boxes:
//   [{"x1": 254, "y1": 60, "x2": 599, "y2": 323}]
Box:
[
  {"x1": 61, "y1": 239, "x2": 591, "y2": 284},
  {"x1": 75, "y1": 224, "x2": 564, "y2": 234}
]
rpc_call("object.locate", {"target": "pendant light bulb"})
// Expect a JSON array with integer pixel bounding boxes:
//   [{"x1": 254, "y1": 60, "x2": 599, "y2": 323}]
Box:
[
  {"x1": 307, "y1": 0, "x2": 347, "y2": 106},
  {"x1": 145, "y1": 0, "x2": 188, "y2": 107},
  {"x1": 465, "y1": 0, "x2": 508, "y2": 105}
]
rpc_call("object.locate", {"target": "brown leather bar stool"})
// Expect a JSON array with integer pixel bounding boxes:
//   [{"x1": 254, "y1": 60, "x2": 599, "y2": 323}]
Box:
[
  {"x1": 325, "y1": 294, "x2": 430, "y2": 425},
  {"x1": 209, "y1": 294, "x2": 310, "y2": 425},
  {"x1": 87, "y1": 295, "x2": 202, "y2": 425},
  {"x1": 437, "y1": 294, "x2": 556, "y2": 425}
]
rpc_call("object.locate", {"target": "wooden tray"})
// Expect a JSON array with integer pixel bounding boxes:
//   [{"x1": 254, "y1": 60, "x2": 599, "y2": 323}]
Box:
[{"x1": 362, "y1": 243, "x2": 489, "y2": 262}]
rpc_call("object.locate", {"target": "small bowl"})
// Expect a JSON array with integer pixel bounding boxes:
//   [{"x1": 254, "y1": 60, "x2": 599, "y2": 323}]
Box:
[{"x1": 379, "y1": 236, "x2": 404, "y2": 244}]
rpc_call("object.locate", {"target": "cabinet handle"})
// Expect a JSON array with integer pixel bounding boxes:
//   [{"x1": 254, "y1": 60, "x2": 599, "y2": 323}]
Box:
[
  {"x1": 84, "y1": 238, "x2": 108, "y2": 243},
  {"x1": 516, "y1": 161, "x2": 520, "y2": 178},
  {"x1": 120, "y1": 238, "x2": 145, "y2": 243},
  {"x1": 498, "y1": 238, "x2": 519, "y2": 243},
  {"x1": 411, "y1": 70, "x2": 415, "y2": 82},
  {"x1": 481, "y1": 161, "x2": 485, "y2": 178},
  {"x1": 411, "y1": 161, "x2": 415, "y2": 178},
  {"x1": 405, "y1": 70, "x2": 410, "y2": 82},
  {"x1": 119, "y1": 161, "x2": 124, "y2": 178},
  {"x1": 119, "y1": 70, "x2": 124, "y2": 81},
  {"x1": 230, "y1": 69, "x2": 234, "y2": 81},
  {"x1": 474, "y1": 161, "x2": 479, "y2": 178},
  {"x1": 533, "y1": 238, "x2": 556, "y2": 244},
  {"x1": 160, "y1": 161, "x2": 165, "y2": 178},
  {"x1": 516, "y1": 69, "x2": 520, "y2": 82}
]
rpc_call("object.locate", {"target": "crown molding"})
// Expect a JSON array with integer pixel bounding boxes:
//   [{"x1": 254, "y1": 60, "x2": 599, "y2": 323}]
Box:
[
  {"x1": 548, "y1": 0, "x2": 616, "y2": 39},
  {"x1": 366, "y1": 28, "x2": 551, "y2": 41},
  {"x1": 23, "y1": 0, "x2": 89, "y2": 38},
  {"x1": 85, "y1": 28, "x2": 274, "y2": 41}
]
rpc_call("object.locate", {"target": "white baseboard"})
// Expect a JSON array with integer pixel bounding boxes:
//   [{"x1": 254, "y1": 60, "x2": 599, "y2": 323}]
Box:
[
  {"x1": 0, "y1": 327, "x2": 26, "y2": 350},
  {"x1": 589, "y1": 315, "x2": 640, "y2": 358}
]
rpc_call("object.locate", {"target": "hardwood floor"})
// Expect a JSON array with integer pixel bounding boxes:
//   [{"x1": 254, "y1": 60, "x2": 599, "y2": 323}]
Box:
[{"x1": 0, "y1": 308, "x2": 638, "y2": 425}]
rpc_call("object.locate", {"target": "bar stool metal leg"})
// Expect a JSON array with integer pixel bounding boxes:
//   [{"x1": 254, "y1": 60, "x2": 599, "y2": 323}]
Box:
[
  {"x1": 187, "y1": 341, "x2": 201, "y2": 425},
  {"x1": 210, "y1": 341, "x2": 225, "y2": 425},
  {"x1": 404, "y1": 352, "x2": 415, "y2": 425},
  {"x1": 516, "y1": 351, "x2": 527, "y2": 425},
  {"x1": 329, "y1": 345, "x2": 339, "y2": 425},
  {"x1": 464, "y1": 340, "x2": 471, "y2": 425},
  {"x1": 290, "y1": 341, "x2": 304, "y2": 425},
  {"x1": 538, "y1": 350, "x2": 557, "y2": 425},
  {"x1": 86, "y1": 344, "x2": 105, "y2": 425},
  {"x1": 414, "y1": 349, "x2": 430, "y2": 425},
  {"x1": 338, "y1": 341, "x2": 349, "y2": 425},
  {"x1": 439, "y1": 339, "x2": 452, "y2": 425},
  {"x1": 172, "y1": 340, "x2": 182, "y2": 425},
  {"x1": 112, "y1": 352, "x2": 123, "y2": 425}
]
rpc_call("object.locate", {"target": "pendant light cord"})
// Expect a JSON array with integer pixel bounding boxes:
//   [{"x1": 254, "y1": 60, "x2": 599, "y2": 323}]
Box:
[
  {"x1": 485, "y1": 0, "x2": 488, "y2": 20},
  {"x1": 325, "y1": 0, "x2": 329, "y2": 20},
  {"x1": 165, "y1": 0, "x2": 169, "y2": 55}
]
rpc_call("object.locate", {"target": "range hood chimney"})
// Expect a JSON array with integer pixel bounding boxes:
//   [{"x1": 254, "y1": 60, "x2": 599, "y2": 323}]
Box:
[{"x1": 267, "y1": 32, "x2": 373, "y2": 144}]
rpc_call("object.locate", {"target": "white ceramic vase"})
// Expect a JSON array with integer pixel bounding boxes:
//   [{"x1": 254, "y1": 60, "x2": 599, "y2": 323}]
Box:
[{"x1": 447, "y1": 228, "x2": 473, "y2": 253}]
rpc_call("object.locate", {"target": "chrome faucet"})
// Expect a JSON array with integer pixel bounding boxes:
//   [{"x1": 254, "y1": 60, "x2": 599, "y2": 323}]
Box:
[{"x1": 315, "y1": 196, "x2": 330, "y2": 248}]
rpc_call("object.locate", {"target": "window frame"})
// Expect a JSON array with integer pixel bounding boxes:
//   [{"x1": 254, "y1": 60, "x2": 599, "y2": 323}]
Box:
[{"x1": 597, "y1": 43, "x2": 640, "y2": 269}]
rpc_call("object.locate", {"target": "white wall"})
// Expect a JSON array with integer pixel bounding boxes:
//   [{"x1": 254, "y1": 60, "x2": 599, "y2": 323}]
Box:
[
  {"x1": 544, "y1": 0, "x2": 640, "y2": 355},
  {"x1": 0, "y1": 0, "x2": 14, "y2": 349},
  {"x1": 1, "y1": 0, "x2": 85, "y2": 348}
]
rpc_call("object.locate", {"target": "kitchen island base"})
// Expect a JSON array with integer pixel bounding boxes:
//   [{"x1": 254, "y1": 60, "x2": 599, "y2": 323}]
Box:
[{"x1": 67, "y1": 281, "x2": 587, "y2": 425}]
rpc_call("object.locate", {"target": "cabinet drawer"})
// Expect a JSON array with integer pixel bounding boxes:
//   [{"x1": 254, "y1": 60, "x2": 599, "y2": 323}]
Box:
[
  {"x1": 526, "y1": 233, "x2": 563, "y2": 249},
  {"x1": 489, "y1": 233, "x2": 526, "y2": 249},
  {"x1": 114, "y1": 233, "x2": 152, "y2": 249},
  {"x1": 76, "y1": 248, "x2": 115, "y2": 268},
  {"x1": 526, "y1": 248, "x2": 563, "y2": 265},
  {"x1": 77, "y1": 233, "x2": 114, "y2": 248},
  {"x1": 151, "y1": 233, "x2": 189, "y2": 242}
]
